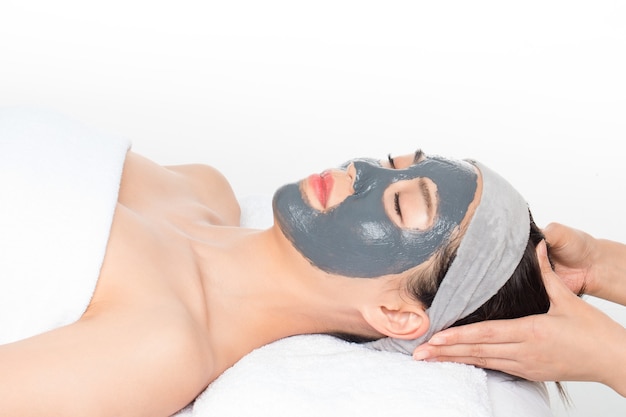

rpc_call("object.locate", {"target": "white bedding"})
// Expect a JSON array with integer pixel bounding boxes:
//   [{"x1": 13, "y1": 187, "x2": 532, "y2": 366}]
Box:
[{"x1": 178, "y1": 334, "x2": 492, "y2": 417}]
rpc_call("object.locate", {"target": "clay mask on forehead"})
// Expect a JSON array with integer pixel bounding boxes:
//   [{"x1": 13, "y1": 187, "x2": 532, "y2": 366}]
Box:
[{"x1": 272, "y1": 155, "x2": 478, "y2": 278}]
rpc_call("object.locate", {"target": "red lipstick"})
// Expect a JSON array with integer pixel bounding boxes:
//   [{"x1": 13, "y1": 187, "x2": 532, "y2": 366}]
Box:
[{"x1": 308, "y1": 170, "x2": 334, "y2": 208}]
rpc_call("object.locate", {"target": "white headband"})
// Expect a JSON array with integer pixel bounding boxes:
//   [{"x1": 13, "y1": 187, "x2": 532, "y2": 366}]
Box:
[{"x1": 367, "y1": 161, "x2": 530, "y2": 355}]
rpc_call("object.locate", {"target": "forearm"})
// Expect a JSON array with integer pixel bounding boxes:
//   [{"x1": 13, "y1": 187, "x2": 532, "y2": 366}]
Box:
[
  {"x1": 592, "y1": 238, "x2": 626, "y2": 306},
  {"x1": 599, "y1": 324, "x2": 626, "y2": 397}
]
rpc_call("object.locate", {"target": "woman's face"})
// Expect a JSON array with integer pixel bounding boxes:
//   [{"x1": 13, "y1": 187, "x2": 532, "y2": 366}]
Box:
[{"x1": 272, "y1": 150, "x2": 480, "y2": 278}]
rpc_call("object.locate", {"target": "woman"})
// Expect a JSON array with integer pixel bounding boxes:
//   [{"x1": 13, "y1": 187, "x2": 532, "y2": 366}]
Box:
[{"x1": 0, "y1": 109, "x2": 549, "y2": 416}]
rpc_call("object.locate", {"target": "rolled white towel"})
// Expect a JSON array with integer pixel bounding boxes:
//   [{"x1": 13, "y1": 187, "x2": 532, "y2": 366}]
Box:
[{"x1": 0, "y1": 107, "x2": 130, "y2": 344}]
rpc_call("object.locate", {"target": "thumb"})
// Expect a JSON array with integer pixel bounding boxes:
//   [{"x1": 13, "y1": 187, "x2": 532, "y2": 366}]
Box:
[{"x1": 536, "y1": 240, "x2": 575, "y2": 304}]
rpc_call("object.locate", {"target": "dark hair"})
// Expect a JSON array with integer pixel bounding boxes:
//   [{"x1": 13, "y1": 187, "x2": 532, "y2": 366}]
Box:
[{"x1": 406, "y1": 210, "x2": 549, "y2": 325}]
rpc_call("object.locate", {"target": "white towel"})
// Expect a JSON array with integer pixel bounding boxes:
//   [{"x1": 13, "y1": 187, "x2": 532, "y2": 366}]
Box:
[
  {"x1": 186, "y1": 334, "x2": 491, "y2": 417},
  {"x1": 0, "y1": 107, "x2": 130, "y2": 344}
]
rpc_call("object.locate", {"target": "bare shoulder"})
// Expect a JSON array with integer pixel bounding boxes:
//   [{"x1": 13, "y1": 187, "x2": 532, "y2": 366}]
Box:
[
  {"x1": 167, "y1": 163, "x2": 232, "y2": 195},
  {"x1": 166, "y1": 162, "x2": 241, "y2": 226},
  {"x1": 119, "y1": 151, "x2": 241, "y2": 226}
]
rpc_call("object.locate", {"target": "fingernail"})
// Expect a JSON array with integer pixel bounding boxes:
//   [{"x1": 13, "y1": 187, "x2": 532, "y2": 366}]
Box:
[{"x1": 413, "y1": 350, "x2": 431, "y2": 361}]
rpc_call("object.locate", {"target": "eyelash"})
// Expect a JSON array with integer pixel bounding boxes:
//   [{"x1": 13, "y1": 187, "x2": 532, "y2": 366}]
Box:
[
  {"x1": 394, "y1": 192, "x2": 402, "y2": 217},
  {"x1": 388, "y1": 155, "x2": 402, "y2": 217}
]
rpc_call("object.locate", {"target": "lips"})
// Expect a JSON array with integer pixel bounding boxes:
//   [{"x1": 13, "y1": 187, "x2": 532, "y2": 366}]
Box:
[{"x1": 308, "y1": 170, "x2": 334, "y2": 208}]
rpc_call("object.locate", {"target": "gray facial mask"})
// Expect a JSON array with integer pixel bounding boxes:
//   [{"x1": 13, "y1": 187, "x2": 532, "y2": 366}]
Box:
[{"x1": 272, "y1": 156, "x2": 478, "y2": 277}]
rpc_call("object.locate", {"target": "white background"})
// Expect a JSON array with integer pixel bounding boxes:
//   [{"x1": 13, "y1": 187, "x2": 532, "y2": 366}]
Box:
[{"x1": 1, "y1": 1, "x2": 625, "y2": 415}]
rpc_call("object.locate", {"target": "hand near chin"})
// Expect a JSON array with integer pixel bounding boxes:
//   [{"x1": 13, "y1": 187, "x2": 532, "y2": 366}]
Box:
[{"x1": 412, "y1": 241, "x2": 626, "y2": 395}]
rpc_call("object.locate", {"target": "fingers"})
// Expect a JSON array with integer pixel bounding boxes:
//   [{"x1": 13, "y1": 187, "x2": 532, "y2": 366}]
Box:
[
  {"x1": 536, "y1": 239, "x2": 551, "y2": 274},
  {"x1": 536, "y1": 240, "x2": 576, "y2": 303},
  {"x1": 416, "y1": 354, "x2": 526, "y2": 379},
  {"x1": 543, "y1": 222, "x2": 591, "y2": 266},
  {"x1": 424, "y1": 317, "x2": 530, "y2": 347},
  {"x1": 543, "y1": 222, "x2": 570, "y2": 251},
  {"x1": 414, "y1": 339, "x2": 516, "y2": 362},
  {"x1": 412, "y1": 341, "x2": 529, "y2": 379},
  {"x1": 536, "y1": 239, "x2": 560, "y2": 294},
  {"x1": 542, "y1": 222, "x2": 563, "y2": 241},
  {"x1": 412, "y1": 318, "x2": 533, "y2": 364}
]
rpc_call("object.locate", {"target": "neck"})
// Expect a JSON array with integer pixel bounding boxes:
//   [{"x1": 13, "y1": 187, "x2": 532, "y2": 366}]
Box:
[{"x1": 191, "y1": 225, "x2": 371, "y2": 374}]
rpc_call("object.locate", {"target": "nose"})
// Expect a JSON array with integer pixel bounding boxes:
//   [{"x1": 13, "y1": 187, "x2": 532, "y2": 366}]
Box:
[
  {"x1": 346, "y1": 162, "x2": 357, "y2": 185},
  {"x1": 351, "y1": 159, "x2": 385, "y2": 194}
]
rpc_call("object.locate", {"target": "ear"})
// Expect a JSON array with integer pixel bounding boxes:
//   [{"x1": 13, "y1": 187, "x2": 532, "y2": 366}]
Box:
[{"x1": 362, "y1": 303, "x2": 430, "y2": 340}]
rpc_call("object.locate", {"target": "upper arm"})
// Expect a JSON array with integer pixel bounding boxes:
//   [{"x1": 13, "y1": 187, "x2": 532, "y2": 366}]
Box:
[{"x1": 0, "y1": 306, "x2": 212, "y2": 417}]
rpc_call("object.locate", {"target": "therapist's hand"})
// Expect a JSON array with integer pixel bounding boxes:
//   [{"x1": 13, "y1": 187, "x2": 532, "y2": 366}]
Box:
[
  {"x1": 546, "y1": 222, "x2": 626, "y2": 306},
  {"x1": 413, "y1": 240, "x2": 626, "y2": 396},
  {"x1": 542, "y1": 222, "x2": 596, "y2": 295}
]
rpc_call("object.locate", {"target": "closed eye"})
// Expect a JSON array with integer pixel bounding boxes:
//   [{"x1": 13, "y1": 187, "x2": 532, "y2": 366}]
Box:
[
  {"x1": 394, "y1": 192, "x2": 402, "y2": 217},
  {"x1": 387, "y1": 154, "x2": 396, "y2": 169}
]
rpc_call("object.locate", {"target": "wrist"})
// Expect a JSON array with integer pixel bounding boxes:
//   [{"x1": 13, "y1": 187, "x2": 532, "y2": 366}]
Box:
[{"x1": 591, "y1": 239, "x2": 626, "y2": 306}]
